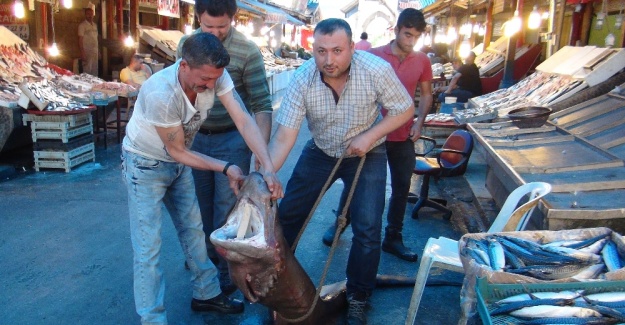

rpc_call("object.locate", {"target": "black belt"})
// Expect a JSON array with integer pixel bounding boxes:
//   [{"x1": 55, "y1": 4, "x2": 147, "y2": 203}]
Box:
[{"x1": 197, "y1": 125, "x2": 238, "y2": 135}]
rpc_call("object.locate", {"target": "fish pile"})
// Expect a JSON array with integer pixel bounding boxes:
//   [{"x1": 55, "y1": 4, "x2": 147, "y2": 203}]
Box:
[
  {"x1": 462, "y1": 234, "x2": 624, "y2": 281},
  {"x1": 21, "y1": 79, "x2": 87, "y2": 111},
  {"x1": 91, "y1": 82, "x2": 137, "y2": 97},
  {"x1": 0, "y1": 43, "x2": 49, "y2": 83},
  {"x1": 487, "y1": 288, "x2": 625, "y2": 324},
  {"x1": 0, "y1": 80, "x2": 20, "y2": 104}
]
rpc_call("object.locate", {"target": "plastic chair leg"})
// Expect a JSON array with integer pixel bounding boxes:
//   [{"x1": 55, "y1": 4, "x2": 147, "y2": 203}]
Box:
[{"x1": 405, "y1": 253, "x2": 434, "y2": 325}]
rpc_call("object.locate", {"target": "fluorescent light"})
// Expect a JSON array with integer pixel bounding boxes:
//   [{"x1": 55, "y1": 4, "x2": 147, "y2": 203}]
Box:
[
  {"x1": 48, "y1": 42, "x2": 59, "y2": 56},
  {"x1": 503, "y1": 11, "x2": 521, "y2": 37},
  {"x1": 14, "y1": 0, "x2": 25, "y2": 19},
  {"x1": 124, "y1": 34, "x2": 134, "y2": 47},
  {"x1": 528, "y1": 6, "x2": 541, "y2": 29}
]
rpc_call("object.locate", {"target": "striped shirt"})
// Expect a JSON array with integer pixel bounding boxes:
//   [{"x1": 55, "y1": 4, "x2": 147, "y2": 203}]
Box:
[
  {"x1": 177, "y1": 28, "x2": 272, "y2": 130},
  {"x1": 276, "y1": 51, "x2": 413, "y2": 158}
]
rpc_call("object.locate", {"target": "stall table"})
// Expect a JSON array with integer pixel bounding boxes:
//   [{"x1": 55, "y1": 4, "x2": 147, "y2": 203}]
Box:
[{"x1": 467, "y1": 83, "x2": 625, "y2": 233}]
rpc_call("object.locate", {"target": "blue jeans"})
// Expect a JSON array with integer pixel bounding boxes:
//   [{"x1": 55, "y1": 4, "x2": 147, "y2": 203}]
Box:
[
  {"x1": 121, "y1": 149, "x2": 220, "y2": 325},
  {"x1": 438, "y1": 89, "x2": 475, "y2": 103},
  {"x1": 278, "y1": 140, "x2": 387, "y2": 296},
  {"x1": 190, "y1": 130, "x2": 251, "y2": 274},
  {"x1": 385, "y1": 140, "x2": 415, "y2": 234}
]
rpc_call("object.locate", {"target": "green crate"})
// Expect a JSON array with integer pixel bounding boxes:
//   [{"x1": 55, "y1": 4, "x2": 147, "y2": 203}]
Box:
[{"x1": 475, "y1": 276, "x2": 625, "y2": 325}]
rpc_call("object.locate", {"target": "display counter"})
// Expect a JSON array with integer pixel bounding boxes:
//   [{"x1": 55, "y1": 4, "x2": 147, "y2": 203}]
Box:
[
  {"x1": 469, "y1": 46, "x2": 625, "y2": 118},
  {"x1": 467, "y1": 83, "x2": 625, "y2": 233}
]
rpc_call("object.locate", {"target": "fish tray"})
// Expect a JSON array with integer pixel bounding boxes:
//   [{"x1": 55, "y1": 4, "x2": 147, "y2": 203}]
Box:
[
  {"x1": 453, "y1": 109, "x2": 498, "y2": 124},
  {"x1": 475, "y1": 276, "x2": 625, "y2": 325},
  {"x1": 33, "y1": 133, "x2": 93, "y2": 151},
  {"x1": 33, "y1": 143, "x2": 95, "y2": 173},
  {"x1": 23, "y1": 111, "x2": 92, "y2": 127},
  {"x1": 30, "y1": 123, "x2": 93, "y2": 143}
]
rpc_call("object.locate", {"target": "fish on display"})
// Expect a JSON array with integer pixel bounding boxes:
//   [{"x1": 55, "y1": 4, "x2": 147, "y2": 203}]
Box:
[
  {"x1": 602, "y1": 241, "x2": 622, "y2": 272},
  {"x1": 488, "y1": 238, "x2": 505, "y2": 272},
  {"x1": 517, "y1": 316, "x2": 621, "y2": 324},
  {"x1": 210, "y1": 172, "x2": 347, "y2": 324},
  {"x1": 495, "y1": 291, "x2": 582, "y2": 304},
  {"x1": 465, "y1": 233, "x2": 624, "y2": 281},
  {"x1": 489, "y1": 297, "x2": 574, "y2": 316},
  {"x1": 509, "y1": 305, "x2": 602, "y2": 318},
  {"x1": 506, "y1": 263, "x2": 599, "y2": 281}
]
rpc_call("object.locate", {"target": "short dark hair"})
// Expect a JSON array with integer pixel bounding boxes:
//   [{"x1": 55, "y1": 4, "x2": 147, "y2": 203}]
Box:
[
  {"x1": 314, "y1": 18, "x2": 352, "y2": 41},
  {"x1": 360, "y1": 32, "x2": 368, "y2": 40},
  {"x1": 396, "y1": 8, "x2": 426, "y2": 32},
  {"x1": 180, "y1": 33, "x2": 230, "y2": 69},
  {"x1": 195, "y1": 0, "x2": 237, "y2": 19}
]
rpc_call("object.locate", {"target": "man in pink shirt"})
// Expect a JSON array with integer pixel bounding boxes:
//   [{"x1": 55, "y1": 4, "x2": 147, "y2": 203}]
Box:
[
  {"x1": 322, "y1": 9, "x2": 433, "y2": 262},
  {"x1": 354, "y1": 32, "x2": 372, "y2": 51}
]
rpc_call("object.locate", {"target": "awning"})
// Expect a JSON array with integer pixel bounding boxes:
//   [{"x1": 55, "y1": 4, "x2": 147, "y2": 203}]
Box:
[
  {"x1": 237, "y1": 0, "x2": 265, "y2": 17},
  {"x1": 239, "y1": 0, "x2": 304, "y2": 25}
]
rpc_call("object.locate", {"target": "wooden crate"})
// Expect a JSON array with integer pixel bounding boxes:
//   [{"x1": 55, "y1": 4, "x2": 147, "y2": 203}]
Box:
[{"x1": 34, "y1": 142, "x2": 95, "y2": 172}]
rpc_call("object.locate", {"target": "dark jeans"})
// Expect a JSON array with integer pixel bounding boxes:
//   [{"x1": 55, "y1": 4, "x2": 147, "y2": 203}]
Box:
[
  {"x1": 278, "y1": 140, "x2": 387, "y2": 295},
  {"x1": 191, "y1": 129, "x2": 251, "y2": 274},
  {"x1": 438, "y1": 89, "x2": 475, "y2": 103},
  {"x1": 385, "y1": 140, "x2": 415, "y2": 234}
]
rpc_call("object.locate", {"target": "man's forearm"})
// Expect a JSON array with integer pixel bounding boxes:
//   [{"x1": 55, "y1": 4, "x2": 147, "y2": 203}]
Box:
[{"x1": 254, "y1": 112, "x2": 272, "y2": 143}]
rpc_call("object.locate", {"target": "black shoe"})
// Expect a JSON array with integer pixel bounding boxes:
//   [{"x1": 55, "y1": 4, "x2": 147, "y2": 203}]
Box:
[
  {"x1": 347, "y1": 292, "x2": 368, "y2": 325},
  {"x1": 219, "y1": 272, "x2": 237, "y2": 296},
  {"x1": 382, "y1": 232, "x2": 419, "y2": 262},
  {"x1": 191, "y1": 293, "x2": 244, "y2": 314}
]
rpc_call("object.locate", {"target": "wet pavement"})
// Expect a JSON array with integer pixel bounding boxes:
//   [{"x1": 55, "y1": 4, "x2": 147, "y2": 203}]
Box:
[{"x1": 0, "y1": 99, "x2": 490, "y2": 324}]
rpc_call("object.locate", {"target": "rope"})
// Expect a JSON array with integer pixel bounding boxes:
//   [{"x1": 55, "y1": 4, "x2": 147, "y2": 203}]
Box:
[{"x1": 282, "y1": 153, "x2": 366, "y2": 323}]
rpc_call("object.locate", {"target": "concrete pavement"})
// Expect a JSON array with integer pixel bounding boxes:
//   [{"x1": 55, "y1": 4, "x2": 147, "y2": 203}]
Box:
[{"x1": 0, "y1": 104, "x2": 489, "y2": 324}]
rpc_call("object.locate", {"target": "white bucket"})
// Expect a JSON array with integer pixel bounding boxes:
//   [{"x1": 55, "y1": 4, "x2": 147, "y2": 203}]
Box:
[{"x1": 445, "y1": 97, "x2": 457, "y2": 104}]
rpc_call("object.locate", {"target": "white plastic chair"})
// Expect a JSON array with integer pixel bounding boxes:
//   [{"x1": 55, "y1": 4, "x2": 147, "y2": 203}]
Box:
[{"x1": 404, "y1": 182, "x2": 552, "y2": 325}]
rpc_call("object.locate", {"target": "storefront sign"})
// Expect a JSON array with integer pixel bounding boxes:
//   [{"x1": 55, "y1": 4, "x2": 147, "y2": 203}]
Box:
[
  {"x1": 265, "y1": 12, "x2": 286, "y2": 24},
  {"x1": 157, "y1": 0, "x2": 179, "y2": 18},
  {"x1": 140, "y1": 0, "x2": 158, "y2": 9},
  {"x1": 0, "y1": 4, "x2": 29, "y2": 41},
  {"x1": 493, "y1": 0, "x2": 505, "y2": 15},
  {"x1": 397, "y1": 0, "x2": 435, "y2": 11}
]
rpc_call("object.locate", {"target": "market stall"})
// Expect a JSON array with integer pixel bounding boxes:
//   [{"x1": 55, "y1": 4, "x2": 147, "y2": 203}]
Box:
[
  {"x1": 467, "y1": 83, "x2": 625, "y2": 233},
  {"x1": 463, "y1": 45, "x2": 625, "y2": 124},
  {"x1": 0, "y1": 26, "x2": 138, "y2": 170}
]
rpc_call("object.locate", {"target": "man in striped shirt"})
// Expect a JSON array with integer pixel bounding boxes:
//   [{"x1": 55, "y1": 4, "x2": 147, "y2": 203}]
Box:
[
  {"x1": 176, "y1": 0, "x2": 273, "y2": 295},
  {"x1": 268, "y1": 18, "x2": 414, "y2": 325}
]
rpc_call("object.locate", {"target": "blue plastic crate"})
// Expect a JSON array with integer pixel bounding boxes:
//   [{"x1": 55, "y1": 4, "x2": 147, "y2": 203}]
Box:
[{"x1": 475, "y1": 276, "x2": 625, "y2": 325}]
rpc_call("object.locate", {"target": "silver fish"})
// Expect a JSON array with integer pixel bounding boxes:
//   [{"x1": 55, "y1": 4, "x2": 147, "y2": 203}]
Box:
[
  {"x1": 508, "y1": 264, "x2": 595, "y2": 281},
  {"x1": 578, "y1": 238, "x2": 609, "y2": 255},
  {"x1": 518, "y1": 316, "x2": 620, "y2": 324},
  {"x1": 571, "y1": 263, "x2": 605, "y2": 281},
  {"x1": 488, "y1": 238, "x2": 505, "y2": 271},
  {"x1": 509, "y1": 305, "x2": 602, "y2": 318},
  {"x1": 602, "y1": 241, "x2": 622, "y2": 272},
  {"x1": 542, "y1": 245, "x2": 602, "y2": 264},
  {"x1": 497, "y1": 291, "x2": 582, "y2": 304}
]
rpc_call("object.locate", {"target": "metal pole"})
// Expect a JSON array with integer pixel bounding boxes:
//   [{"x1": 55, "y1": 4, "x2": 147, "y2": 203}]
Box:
[{"x1": 500, "y1": 0, "x2": 519, "y2": 89}]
